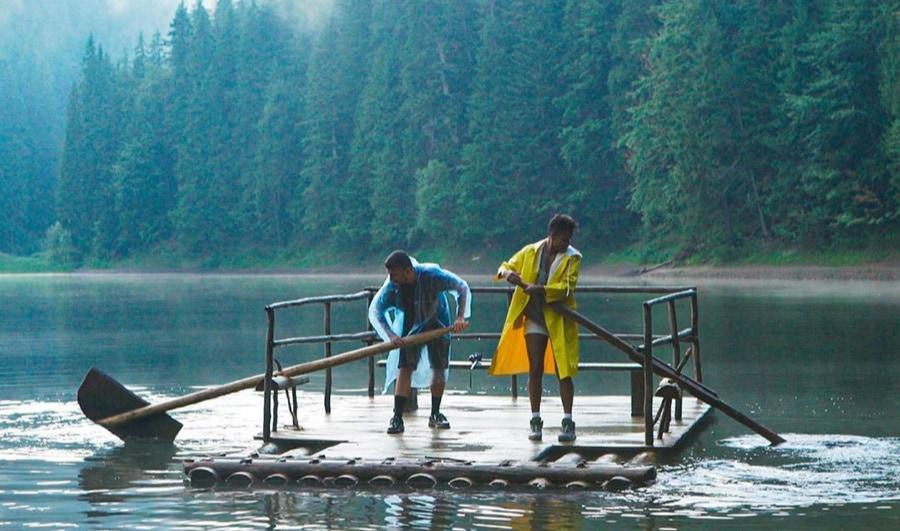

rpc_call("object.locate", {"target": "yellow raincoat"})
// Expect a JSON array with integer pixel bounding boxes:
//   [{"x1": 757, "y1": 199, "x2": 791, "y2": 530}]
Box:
[{"x1": 488, "y1": 239, "x2": 582, "y2": 379}]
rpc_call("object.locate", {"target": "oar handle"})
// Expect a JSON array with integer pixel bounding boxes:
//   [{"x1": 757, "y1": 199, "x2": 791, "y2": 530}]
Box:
[
  {"x1": 550, "y1": 302, "x2": 786, "y2": 445},
  {"x1": 98, "y1": 326, "x2": 453, "y2": 428},
  {"x1": 504, "y1": 271, "x2": 784, "y2": 445}
]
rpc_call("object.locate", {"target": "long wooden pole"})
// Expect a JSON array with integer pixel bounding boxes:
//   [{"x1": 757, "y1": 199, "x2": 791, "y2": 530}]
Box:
[
  {"x1": 97, "y1": 327, "x2": 453, "y2": 429},
  {"x1": 548, "y1": 302, "x2": 785, "y2": 445}
]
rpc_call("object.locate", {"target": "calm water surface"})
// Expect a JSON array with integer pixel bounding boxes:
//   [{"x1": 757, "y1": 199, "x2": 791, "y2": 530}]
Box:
[{"x1": 0, "y1": 273, "x2": 898, "y2": 529}]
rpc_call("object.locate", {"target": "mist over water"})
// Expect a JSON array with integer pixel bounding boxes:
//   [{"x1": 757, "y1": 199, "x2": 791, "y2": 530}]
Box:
[{"x1": 0, "y1": 274, "x2": 898, "y2": 529}]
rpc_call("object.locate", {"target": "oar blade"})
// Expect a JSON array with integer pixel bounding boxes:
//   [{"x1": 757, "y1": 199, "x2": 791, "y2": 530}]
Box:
[{"x1": 78, "y1": 368, "x2": 183, "y2": 442}]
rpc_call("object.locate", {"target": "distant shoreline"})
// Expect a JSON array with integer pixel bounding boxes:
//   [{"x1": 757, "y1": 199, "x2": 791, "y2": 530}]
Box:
[{"x1": 4, "y1": 262, "x2": 898, "y2": 283}]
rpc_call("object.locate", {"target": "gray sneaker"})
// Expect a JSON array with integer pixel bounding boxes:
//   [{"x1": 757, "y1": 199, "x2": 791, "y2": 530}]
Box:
[
  {"x1": 558, "y1": 417, "x2": 576, "y2": 442},
  {"x1": 428, "y1": 412, "x2": 450, "y2": 429},
  {"x1": 528, "y1": 417, "x2": 543, "y2": 441}
]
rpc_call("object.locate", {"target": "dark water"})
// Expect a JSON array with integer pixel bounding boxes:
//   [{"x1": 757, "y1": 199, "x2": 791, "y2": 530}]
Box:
[{"x1": 0, "y1": 273, "x2": 898, "y2": 529}]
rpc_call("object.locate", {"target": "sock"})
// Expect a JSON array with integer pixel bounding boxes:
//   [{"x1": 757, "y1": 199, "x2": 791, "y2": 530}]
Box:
[
  {"x1": 431, "y1": 394, "x2": 443, "y2": 416},
  {"x1": 532, "y1": 412, "x2": 541, "y2": 419},
  {"x1": 563, "y1": 414, "x2": 572, "y2": 421},
  {"x1": 393, "y1": 395, "x2": 407, "y2": 418}
]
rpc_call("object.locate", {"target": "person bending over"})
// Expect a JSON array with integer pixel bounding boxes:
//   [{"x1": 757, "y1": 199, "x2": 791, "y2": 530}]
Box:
[{"x1": 369, "y1": 251, "x2": 471, "y2": 434}]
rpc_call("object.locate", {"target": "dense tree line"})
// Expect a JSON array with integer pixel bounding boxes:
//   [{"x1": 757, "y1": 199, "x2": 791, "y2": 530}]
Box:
[{"x1": 10, "y1": 0, "x2": 900, "y2": 264}]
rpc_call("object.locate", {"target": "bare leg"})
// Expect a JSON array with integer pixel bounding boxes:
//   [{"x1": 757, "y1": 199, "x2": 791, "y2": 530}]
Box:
[
  {"x1": 430, "y1": 380, "x2": 445, "y2": 399},
  {"x1": 559, "y1": 376, "x2": 574, "y2": 415},
  {"x1": 526, "y1": 334, "x2": 549, "y2": 413}
]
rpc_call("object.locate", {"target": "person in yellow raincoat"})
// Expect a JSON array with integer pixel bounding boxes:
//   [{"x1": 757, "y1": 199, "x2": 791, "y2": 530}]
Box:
[{"x1": 489, "y1": 214, "x2": 581, "y2": 442}]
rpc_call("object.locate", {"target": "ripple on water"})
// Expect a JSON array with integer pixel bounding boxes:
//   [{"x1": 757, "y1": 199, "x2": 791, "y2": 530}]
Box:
[
  {"x1": 644, "y1": 433, "x2": 900, "y2": 512},
  {"x1": 3, "y1": 394, "x2": 900, "y2": 528}
]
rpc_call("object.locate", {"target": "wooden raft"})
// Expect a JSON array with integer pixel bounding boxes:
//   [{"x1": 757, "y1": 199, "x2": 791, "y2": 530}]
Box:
[{"x1": 183, "y1": 392, "x2": 710, "y2": 491}]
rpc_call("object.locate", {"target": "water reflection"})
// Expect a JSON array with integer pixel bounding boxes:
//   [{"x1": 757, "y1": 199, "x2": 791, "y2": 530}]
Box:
[
  {"x1": 78, "y1": 441, "x2": 178, "y2": 504},
  {"x1": 1, "y1": 275, "x2": 899, "y2": 529}
]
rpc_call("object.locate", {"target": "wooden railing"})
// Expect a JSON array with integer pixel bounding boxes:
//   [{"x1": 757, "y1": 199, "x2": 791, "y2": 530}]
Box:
[{"x1": 262, "y1": 285, "x2": 702, "y2": 446}]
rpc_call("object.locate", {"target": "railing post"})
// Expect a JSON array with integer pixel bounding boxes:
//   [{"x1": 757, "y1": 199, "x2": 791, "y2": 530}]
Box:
[
  {"x1": 324, "y1": 302, "x2": 332, "y2": 414},
  {"x1": 366, "y1": 292, "x2": 375, "y2": 398},
  {"x1": 667, "y1": 300, "x2": 683, "y2": 421},
  {"x1": 690, "y1": 291, "x2": 703, "y2": 383},
  {"x1": 263, "y1": 307, "x2": 275, "y2": 443},
  {"x1": 642, "y1": 303, "x2": 654, "y2": 447}
]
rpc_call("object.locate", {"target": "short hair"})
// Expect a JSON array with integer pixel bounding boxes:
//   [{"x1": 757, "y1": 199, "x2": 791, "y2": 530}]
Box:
[
  {"x1": 384, "y1": 250, "x2": 413, "y2": 270},
  {"x1": 548, "y1": 214, "x2": 577, "y2": 236}
]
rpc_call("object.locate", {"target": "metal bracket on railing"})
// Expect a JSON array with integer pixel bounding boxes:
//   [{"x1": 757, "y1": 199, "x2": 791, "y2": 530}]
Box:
[{"x1": 467, "y1": 353, "x2": 483, "y2": 389}]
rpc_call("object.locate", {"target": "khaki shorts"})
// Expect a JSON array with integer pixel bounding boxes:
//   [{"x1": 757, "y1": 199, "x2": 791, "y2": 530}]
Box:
[{"x1": 524, "y1": 316, "x2": 549, "y2": 336}]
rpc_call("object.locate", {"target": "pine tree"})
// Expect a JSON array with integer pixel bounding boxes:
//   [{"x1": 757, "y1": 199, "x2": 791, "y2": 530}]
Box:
[
  {"x1": 779, "y1": 0, "x2": 889, "y2": 244},
  {"x1": 880, "y1": 0, "x2": 900, "y2": 223},
  {"x1": 398, "y1": 0, "x2": 478, "y2": 247},
  {"x1": 459, "y1": 0, "x2": 567, "y2": 250},
  {"x1": 171, "y1": 2, "x2": 220, "y2": 253},
  {"x1": 557, "y1": 0, "x2": 635, "y2": 246},
  {"x1": 347, "y1": 0, "x2": 409, "y2": 250},
  {"x1": 301, "y1": 0, "x2": 372, "y2": 251},
  {"x1": 57, "y1": 37, "x2": 125, "y2": 257},
  {"x1": 236, "y1": 2, "x2": 301, "y2": 243},
  {"x1": 112, "y1": 37, "x2": 176, "y2": 254},
  {"x1": 625, "y1": 0, "x2": 787, "y2": 255}
]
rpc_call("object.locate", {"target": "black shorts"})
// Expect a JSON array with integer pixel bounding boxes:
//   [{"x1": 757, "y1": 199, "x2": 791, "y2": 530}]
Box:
[{"x1": 398, "y1": 334, "x2": 449, "y2": 371}]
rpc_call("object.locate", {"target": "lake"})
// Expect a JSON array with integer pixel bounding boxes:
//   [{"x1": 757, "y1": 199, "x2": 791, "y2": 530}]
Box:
[{"x1": 1, "y1": 273, "x2": 898, "y2": 529}]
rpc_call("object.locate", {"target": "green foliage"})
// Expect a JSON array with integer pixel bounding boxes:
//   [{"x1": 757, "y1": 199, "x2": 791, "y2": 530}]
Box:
[
  {"x1": 2, "y1": 0, "x2": 895, "y2": 271},
  {"x1": 881, "y1": 1, "x2": 900, "y2": 221},
  {"x1": 557, "y1": 0, "x2": 637, "y2": 246},
  {"x1": 775, "y1": 0, "x2": 893, "y2": 243},
  {"x1": 459, "y1": 0, "x2": 568, "y2": 250},
  {"x1": 301, "y1": 0, "x2": 372, "y2": 250}
]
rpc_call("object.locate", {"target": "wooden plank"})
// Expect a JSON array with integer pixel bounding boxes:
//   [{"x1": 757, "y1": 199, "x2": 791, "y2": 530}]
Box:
[{"x1": 259, "y1": 394, "x2": 710, "y2": 462}]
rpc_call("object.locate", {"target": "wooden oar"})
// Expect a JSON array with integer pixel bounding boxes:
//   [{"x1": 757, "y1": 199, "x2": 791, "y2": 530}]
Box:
[
  {"x1": 503, "y1": 275, "x2": 785, "y2": 445},
  {"x1": 550, "y1": 302, "x2": 786, "y2": 445},
  {"x1": 78, "y1": 326, "x2": 452, "y2": 442}
]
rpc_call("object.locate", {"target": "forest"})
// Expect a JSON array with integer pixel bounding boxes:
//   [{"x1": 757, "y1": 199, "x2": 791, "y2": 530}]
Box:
[{"x1": 1, "y1": 0, "x2": 898, "y2": 267}]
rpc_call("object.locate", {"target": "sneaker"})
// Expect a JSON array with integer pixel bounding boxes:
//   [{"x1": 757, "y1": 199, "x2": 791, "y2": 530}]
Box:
[
  {"x1": 428, "y1": 412, "x2": 451, "y2": 429},
  {"x1": 387, "y1": 415, "x2": 404, "y2": 434},
  {"x1": 558, "y1": 417, "x2": 576, "y2": 442},
  {"x1": 528, "y1": 417, "x2": 543, "y2": 441}
]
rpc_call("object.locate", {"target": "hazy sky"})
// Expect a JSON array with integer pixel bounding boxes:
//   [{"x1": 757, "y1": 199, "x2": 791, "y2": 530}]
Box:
[
  {"x1": 0, "y1": 0, "x2": 335, "y2": 57},
  {"x1": 0, "y1": 0, "x2": 335, "y2": 165}
]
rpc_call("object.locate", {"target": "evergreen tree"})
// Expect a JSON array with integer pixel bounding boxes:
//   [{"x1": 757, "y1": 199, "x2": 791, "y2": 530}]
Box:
[
  {"x1": 57, "y1": 37, "x2": 125, "y2": 257},
  {"x1": 397, "y1": 0, "x2": 478, "y2": 247},
  {"x1": 779, "y1": 0, "x2": 889, "y2": 244},
  {"x1": 112, "y1": 37, "x2": 176, "y2": 254},
  {"x1": 171, "y1": 2, "x2": 225, "y2": 253},
  {"x1": 237, "y1": 2, "x2": 301, "y2": 243},
  {"x1": 880, "y1": 1, "x2": 900, "y2": 223},
  {"x1": 625, "y1": 0, "x2": 786, "y2": 254},
  {"x1": 301, "y1": 0, "x2": 372, "y2": 250},
  {"x1": 557, "y1": 0, "x2": 634, "y2": 246},
  {"x1": 459, "y1": 0, "x2": 567, "y2": 250},
  {"x1": 347, "y1": 0, "x2": 409, "y2": 250}
]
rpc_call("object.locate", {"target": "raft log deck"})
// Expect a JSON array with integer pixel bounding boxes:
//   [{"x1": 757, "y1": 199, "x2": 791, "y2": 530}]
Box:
[{"x1": 184, "y1": 285, "x2": 721, "y2": 490}]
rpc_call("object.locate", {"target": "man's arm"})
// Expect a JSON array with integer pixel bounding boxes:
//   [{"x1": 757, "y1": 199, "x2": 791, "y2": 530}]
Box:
[
  {"x1": 497, "y1": 245, "x2": 528, "y2": 283},
  {"x1": 497, "y1": 245, "x2": 528, "y2": 286},
  {"x1": 435, "y1": 268, "x2": 471, "y2": 332},
  {"x1": 368, "y1": 284, "x2": 404, "y2": 346}
]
